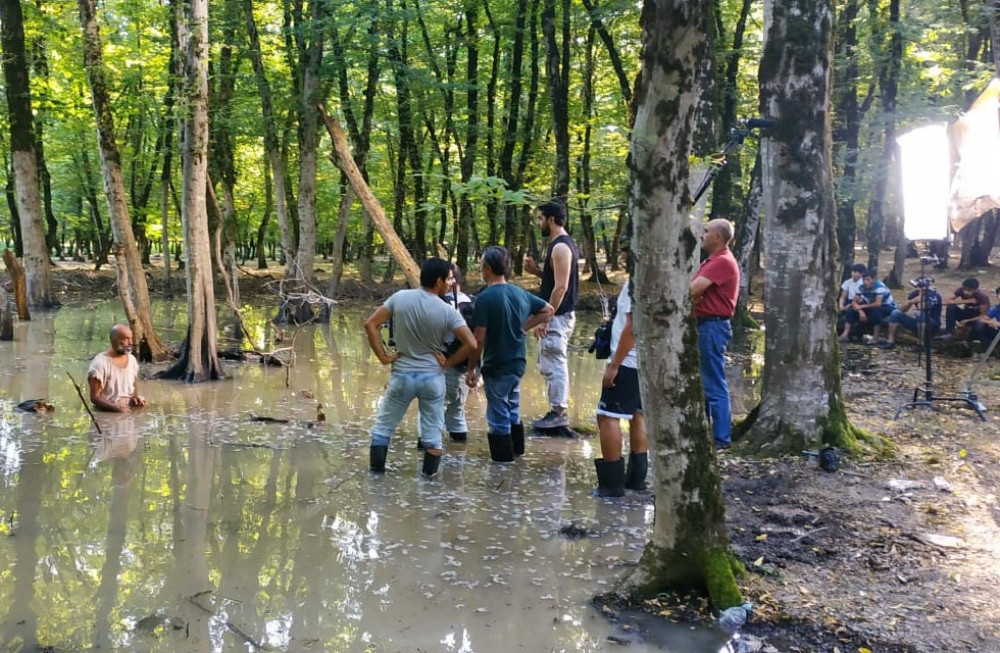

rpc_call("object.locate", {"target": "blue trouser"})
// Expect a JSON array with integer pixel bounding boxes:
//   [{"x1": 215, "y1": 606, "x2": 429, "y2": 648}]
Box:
[
  {"x1": 371, "y1": 371, "x2": 446, "y2": 449},
  {"x1": 698, "y1": 319, "x2": 733, "y2": 446},
  {"x1": 888, "y1": 309, "x2": 938, "y2": 338},
  {"x1": 482, "y1": 373, "x2": 522, "y2": 435}
]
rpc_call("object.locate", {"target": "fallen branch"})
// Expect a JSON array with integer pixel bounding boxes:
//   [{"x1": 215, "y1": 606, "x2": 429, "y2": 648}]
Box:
[
  {"x1": 66, "y1": 372, "x2": 102, "y2": 435},
  {"x1": 188, "y1": 591, "x2": 262, "y2": 650}
]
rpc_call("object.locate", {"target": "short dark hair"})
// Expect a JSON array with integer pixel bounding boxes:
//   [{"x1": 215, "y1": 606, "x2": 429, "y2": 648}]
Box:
[
  {"x1": 538, "y1": 199, "x2": 567, "y2": 226},
  {"x1": 863, "y1": 271, "x2": 877, "y2": 280},
  {"x1": 962, "y1": 277, "x2": 980, "y2": 290},
  {"x1": 420, "y1": 257, "x2": 452, "y2": 288},
  {"x1": 851, "y1": 263, "x2": 866, "y2": 274},
  {"x1": 482, "y1": 246, "x2": 510, "y2": 277}
]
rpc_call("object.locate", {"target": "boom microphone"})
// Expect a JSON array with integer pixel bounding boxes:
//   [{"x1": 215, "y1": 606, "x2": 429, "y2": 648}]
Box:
[{"x1": 745, "y1": 117, "x2": 776, "y2": 129}]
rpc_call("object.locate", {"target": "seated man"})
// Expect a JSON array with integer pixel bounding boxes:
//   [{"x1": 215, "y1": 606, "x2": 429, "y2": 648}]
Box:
[
  {"x1": 842, "y1": 271, "x2": 895, "y2": 343},
  {"x1": 939, "y1": 277, "x2": 990, "y2": 340},
  {"x1": 837, "y1": 263, "x2": 866, "y2": 340},
  {"x1": 88, "y1": 324, "x2": 146, "y2": 413},
  {"x1": 968, "y1": 287, "x2": 1000, "y2": 346},
  {"x1": 879, "y1": 284, "x2": 942, "y2": 349}
]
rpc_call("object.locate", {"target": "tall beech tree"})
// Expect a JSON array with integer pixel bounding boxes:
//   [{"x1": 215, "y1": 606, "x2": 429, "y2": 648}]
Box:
[
  {"x1": 0, "y1": 0, "x2": 56, "y2": 309},
  {"x1": 77, "y1": 0, "x2": 169, "y2": 361},
  {"x1": 619, "y1": 0, "x2": 741, "y2": 608},
  {"x1": 161, "y1": 0, "x2": 224, "y2": 382},
  {"x1": 737, "y1": 0, "x2": 866, "y2": 453}
]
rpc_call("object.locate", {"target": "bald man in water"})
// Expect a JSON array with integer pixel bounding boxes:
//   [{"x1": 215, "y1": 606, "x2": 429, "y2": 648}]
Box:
[{"x1": 88, "y1": 324, "x2": 146, "y2": 413}]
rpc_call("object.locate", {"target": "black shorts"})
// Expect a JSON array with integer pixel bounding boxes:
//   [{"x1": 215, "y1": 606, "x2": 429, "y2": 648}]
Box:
[{"x1": 596, "y1": 365, "x2": 642, "y2": 419}]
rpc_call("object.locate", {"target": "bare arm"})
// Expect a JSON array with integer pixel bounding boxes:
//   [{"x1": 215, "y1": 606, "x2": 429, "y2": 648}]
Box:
[
  {"x1": 465, "y1": 326, "x2": 488, "y2": 387},
  {"x1": 545, "y1": 243, "x2": 573, "y2": 313},
  {"x1": 603, "y1": 312, "x2": 634, "y2": 388},
  {"x1": 524, "y1": 302, "x2": 555, "y2": 331},
  {"x1": 690, "y1": 276, "x2": 713, "y2": 303},
  {"x1": 523, "y1": 254, "x2": 543, "y2": 277},
  {"x1": 364, "y1": 306, "x2": 399, "y2": 365}
]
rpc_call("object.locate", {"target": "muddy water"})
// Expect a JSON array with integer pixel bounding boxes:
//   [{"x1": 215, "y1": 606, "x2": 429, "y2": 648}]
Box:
[{"x1": 0, "y1": 302, "x2": 738, "y2": 653}]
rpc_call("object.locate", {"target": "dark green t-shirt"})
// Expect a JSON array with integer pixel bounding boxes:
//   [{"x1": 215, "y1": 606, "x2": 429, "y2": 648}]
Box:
[{"x1": 471, "y1": 283, "x2": 548, "y2": 377}]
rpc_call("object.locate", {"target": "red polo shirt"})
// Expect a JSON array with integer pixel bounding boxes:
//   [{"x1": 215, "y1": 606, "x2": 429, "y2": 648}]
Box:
[{"x1": 693, "y1": 248, "x2": 740, "y2": 319}]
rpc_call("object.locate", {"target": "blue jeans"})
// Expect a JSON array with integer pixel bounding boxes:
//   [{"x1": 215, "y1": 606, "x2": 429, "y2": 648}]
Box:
[
  {"x1": 888, "y1": 309, "x2": 938, "y2": 337},
  {"x1": 483, "y1": 373, "x2": 522, "y2": 435},
  {"x1": 698, "y1": 319, "x2": 733, "y2": 446},
  {"x1": 371, "y1": 371, "x2": 446, "y2": 449}
]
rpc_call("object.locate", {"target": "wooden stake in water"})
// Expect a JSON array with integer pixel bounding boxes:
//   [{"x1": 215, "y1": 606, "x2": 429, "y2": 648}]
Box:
[{"x1": 66, "y1": 372, "x2": 103, "y2": 435}]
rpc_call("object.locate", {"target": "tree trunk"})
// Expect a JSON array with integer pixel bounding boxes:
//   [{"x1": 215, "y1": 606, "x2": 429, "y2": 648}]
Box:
[
  {"x1": 329, "y1": 178, "x2": 353, "y2": 297},
  {"x1": 292, "y1": 0, "x2": 326, "y2": 283},
  {"x1": 242, "y1": 0, "x2": 295, "y2": 275},
  {"x1": 0, "y1": 285, "x2": 12, "y2": 340},
  {"x1": 160, "y1": 0, "x2": 224, "y2": 383},
  {"x1": 617, "y1": 0, "x2": 741, "y2": 611},
  {"x1": 865, "y1": 0, "x2": 901, "y2": 278},
  {"x1": 320, "y1": 108, "x2": 421, "y2": 288},
  {"x1": 709, "y1": 0, "x2": 754, "y2": 221},
  {"x1": 577, "y1": 26, "x2": 608, "y2": 283},
  {"x1": 256, "y1": 152, "x2": 273, "y2": 270},
  {"x1": 2, "y1": 248, "x2": 29, "y2": 320},
  {"x1": 739, "y1": 0, "x2": 866, "y2": 454},
  {"x1": 732, "y1": 152, "x2": 763, "y2": 328},
  {"x1": 541, "y1": 0, "x2": 570, "y2": 198},
  {"x1": 833, "y1": 0, "x2": 865, "y2": 280},
  {"x1": 0, "y1": 0, "x2": 56, "y2": 309},
  {"x1": 77, "y1": 0, "x2": 169, "y2": 361}
]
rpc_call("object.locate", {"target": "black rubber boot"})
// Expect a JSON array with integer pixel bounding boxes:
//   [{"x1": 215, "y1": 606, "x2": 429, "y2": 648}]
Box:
[
  {"x1": 593, "y1": 458, "x2": 626, "y2": 497},
  {"x1": 511, "y1": 422, "x2": 525, "y2": 457},
  {"x1": 625, "y1": 452, "x2": 648, "y2": 491},
  {"x1": 369, "y1": 445, "x2": 388, "y2": 473},
  {"x1": 487, "y1": 432, "x2": 515, "y2": 463},
  {"x1": 422, "y1": 451, "x2": 443, "y2": 477},
  {"x1": 449, "y1": 431, "x2": 468, "y2": 443}
]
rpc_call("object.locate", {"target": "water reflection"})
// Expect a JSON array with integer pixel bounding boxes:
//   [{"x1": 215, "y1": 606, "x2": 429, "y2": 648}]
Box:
[{"x1": 0, "y1": 302, "x2": 751, "y2": 652}]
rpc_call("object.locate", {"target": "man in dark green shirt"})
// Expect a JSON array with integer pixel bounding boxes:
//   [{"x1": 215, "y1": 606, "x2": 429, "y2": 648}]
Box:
[{"x1": 466, "y1": 246, "x2": 553, "y2": 462}]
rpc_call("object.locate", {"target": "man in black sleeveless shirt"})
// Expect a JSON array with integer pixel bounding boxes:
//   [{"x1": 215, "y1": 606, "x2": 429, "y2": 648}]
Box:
[{"x1": 524, "y1": 199, "x2": 579, "y2": 429}]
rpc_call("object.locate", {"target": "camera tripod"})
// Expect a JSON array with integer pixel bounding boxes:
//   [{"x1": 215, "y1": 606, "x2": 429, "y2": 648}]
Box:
[{"x1": 894, "y1": 256, "x2": 987, "y2": 421}]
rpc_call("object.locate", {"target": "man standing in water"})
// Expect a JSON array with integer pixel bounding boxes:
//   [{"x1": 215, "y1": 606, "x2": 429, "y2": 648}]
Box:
[
  {"x1": 88, "y1": 324, "x2": 146, "y2": 413},
  {"x1": 524, "y1": 198, "x2": 579, "y2": 429},
  {"x1": 690, "y1": 219, "x2": 740, "y2": 449},
  {"x1": 466, "y1": 246, "x2": 553, "y2": 461},
  {"x1": 364, "y1": 258, "x2": 477, "y2": 476}
]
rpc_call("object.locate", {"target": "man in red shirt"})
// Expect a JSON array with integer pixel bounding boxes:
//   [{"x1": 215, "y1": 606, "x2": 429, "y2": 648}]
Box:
[{"x1": 690, "y1": 219, "x2": 740, "y2": 448}]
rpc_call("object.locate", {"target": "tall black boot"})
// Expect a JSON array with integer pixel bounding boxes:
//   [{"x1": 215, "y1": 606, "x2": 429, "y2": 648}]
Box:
[
  {"x1": 487, "y1": 432, "x2": 515, "y2": 463},
  {"x1": 625, "y1": 452, "x2": 648, "y2": 491},
  {"x1": 593, "y1": 458, "x2": 626, "y2": 497},
  {"x1": 511, "y1": 422, "x2": 525, "y2": 457},
  {"x1": 449, "y1": 431, "x2": 468, "y2": 443},
  {"x1": 422, "y1": 450, "x2": 442, "y2": 477},
  {"x1": 369, "y1": 445, "x2": 388, "y2": 473}
]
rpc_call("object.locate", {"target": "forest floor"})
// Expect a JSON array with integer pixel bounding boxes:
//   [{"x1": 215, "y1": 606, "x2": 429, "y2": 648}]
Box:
[{"x1": 24, "y1": 255, "x2": 1000, "y2": 652}]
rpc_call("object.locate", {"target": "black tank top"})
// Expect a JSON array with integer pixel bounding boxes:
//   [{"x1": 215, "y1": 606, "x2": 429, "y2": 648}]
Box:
[{"x1": 539, "y1": 233, "x2": 579, "y2": 316}]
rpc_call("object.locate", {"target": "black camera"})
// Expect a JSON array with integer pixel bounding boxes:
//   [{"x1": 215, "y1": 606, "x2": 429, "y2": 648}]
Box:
[{"x1": 909, "y1": 276, "x2": 934, "y2": 289}]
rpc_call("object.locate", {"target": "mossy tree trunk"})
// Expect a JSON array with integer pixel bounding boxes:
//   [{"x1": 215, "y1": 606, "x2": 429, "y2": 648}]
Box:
[
  {"x1": 161, "y1": 0, "x2": 224, "y2": 383},
  {"x1": 0, "y1": 0, "x2": 56, "y2": 310},
  {"x1": 740, "y1": 0, "x2": 864, "y2": 454},
  {"x1": 618, "y1": 0, "x2": 742, "y2": 611},
  {"x1": 78, "y1": 0, "x2": 169, "y2": 361}
]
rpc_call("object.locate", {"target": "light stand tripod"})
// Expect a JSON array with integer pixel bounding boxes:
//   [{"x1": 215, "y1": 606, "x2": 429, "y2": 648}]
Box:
[{"x1": 894, "y1": 255, "x2": 987, "y2": 421}]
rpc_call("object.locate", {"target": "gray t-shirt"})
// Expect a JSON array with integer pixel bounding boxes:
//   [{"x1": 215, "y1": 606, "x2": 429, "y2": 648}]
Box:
[{"x1": 385, "y1": 288, "x2": 467, "y2": 373}]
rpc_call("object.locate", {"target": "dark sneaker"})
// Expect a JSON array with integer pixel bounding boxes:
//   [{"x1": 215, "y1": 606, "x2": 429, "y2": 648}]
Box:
[
  {"x1": 532, "y1": 410, "x2": 569, "y2": 429},
  {"x1": 877, "y1": 340, "x2": 895, "y2": 350}
]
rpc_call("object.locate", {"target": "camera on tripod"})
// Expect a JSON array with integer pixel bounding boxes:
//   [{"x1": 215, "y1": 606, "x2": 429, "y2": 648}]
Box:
[{"x1": 909, "y1": 276, "x2": 935, "y2": 289}]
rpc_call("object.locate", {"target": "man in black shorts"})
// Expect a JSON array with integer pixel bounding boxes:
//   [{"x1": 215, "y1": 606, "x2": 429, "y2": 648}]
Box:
[{"x1": 594, "y1": 241, "x2": 646, "y2": 496}]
